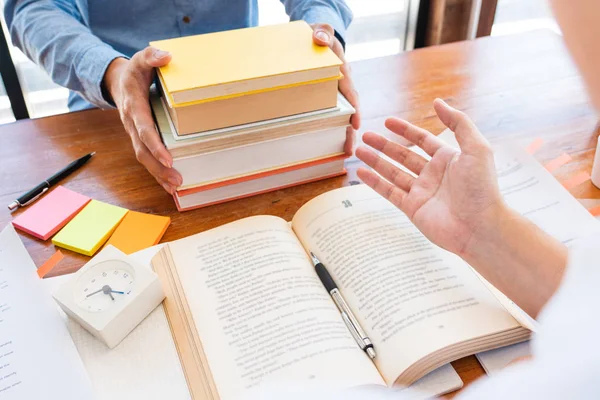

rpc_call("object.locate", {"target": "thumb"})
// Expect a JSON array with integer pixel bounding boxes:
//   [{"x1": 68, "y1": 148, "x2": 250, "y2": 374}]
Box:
[
  {"x1": 135, "y1": 46, "x2": 172, "y2": 69},
  {"x1": 433, "y1": 98, "x2": 491, "y2": 155},
  {"x1": 311, "y1": 23, "x2": 334, "y2": 47}
]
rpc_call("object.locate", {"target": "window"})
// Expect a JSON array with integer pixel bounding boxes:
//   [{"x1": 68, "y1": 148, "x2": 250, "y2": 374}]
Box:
[
  {"x1": 259, "y1": 0, "x2": 420, "y2": 62},
  {"x1": 492, "y1": 0, "x2": 560, "y2": 36},
  {"x1": 0, "y1": 0, "x2": 69, "y2": 120},
  {"x1": 0, "y1": 75, "x2": 15, "y2": 124}
]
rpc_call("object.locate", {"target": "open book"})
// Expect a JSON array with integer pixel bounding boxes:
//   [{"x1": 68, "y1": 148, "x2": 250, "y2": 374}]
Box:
[
  {"x1": 151, "y1": 134, "x2": 599, "y2": 399},
  {"x1": 152, "y1": 183, "x2": 534, "y2": 399}
]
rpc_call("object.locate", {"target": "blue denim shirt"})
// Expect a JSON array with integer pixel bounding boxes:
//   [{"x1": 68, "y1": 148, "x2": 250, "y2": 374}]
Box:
[{"x1": 4, "y1": 0, "x2": 352, "y2": 111}]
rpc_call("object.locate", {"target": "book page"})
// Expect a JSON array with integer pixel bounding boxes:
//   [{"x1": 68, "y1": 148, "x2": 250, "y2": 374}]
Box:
[
  {"x1": 167, "y1": 215, "x2": 384, "y2": 399},
  {"x1": 0, "y1": 225, "x2": 95, "y2": 399},
  {"x1": 291, "y1": 185, "x2": 523, "y2": 385},
  {"x1": 436, "y1": 129, "x2": 600, "y2": 244}
]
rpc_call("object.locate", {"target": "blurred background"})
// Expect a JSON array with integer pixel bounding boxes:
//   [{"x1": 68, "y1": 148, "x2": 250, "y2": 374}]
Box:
[{"x1": 0, "y1": 0, "x2": 558, "y2": 124}]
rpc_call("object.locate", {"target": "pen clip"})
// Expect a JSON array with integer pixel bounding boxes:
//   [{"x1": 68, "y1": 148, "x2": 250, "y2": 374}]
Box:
[{"x1": 22, "y1": 187, "x2": 48, "y2": 206}]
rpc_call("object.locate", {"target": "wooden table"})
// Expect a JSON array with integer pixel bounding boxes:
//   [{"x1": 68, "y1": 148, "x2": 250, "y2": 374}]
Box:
[{"x1": 1, "y1": 29, "x2": 598, "y2": 395}]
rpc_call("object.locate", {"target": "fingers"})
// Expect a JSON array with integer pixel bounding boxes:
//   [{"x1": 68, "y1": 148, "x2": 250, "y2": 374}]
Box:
[
  {"x1": 385, "y1": 117, "x2": 443, "y2": 157},
  {"x1": 130, "y1": 99, "x2": 174, "y2": 169},
  {"x1": 433, "y1": 99, "x2": 491, "y2": 155},
  {"x1": 344, "y1": 126, "x2": 355, "y2": 156},
  {"x1": 357, "y1": 167, "x2": 407, "y2": 210},
  {"x1": 339, "y1": 62, "x2": 361, "y2": 130},
  {"x1": 362, "y1": 131, "x2": 428, "y2": 175},
  {"x1": 311, "y1": 23, "x2": 335, "y2": 46},
  {"x1": 356, "y1": 146, "x2": 414, "y2": 192},
  {"x1": 131, "y1": 135, "x2": 181, "y2": 194},
  {"x1": 134, "y1": 46, "x2": 172, "y2": 69},
  {"x1": 311, "y1": 23, "x2": 360, "y2": 130}
]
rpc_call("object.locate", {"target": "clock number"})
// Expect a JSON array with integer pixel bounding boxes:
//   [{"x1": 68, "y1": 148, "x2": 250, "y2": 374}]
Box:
[
  {"x1": 102, "y1": 272, "x2": 107, "y2": 277},
  {"x1": 84, "y1": 288, "x2": 88, "y2": 292},
  {"x1": 123, "y1": 273, "x2": 129, "y2": 278},
  {"x1": 113, "y1": 270, "x2": 119, "y2": 275}
]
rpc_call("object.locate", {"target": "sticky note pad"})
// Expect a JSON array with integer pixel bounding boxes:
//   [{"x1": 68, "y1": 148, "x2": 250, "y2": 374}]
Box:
[
  {"x1": 12, "y1": 186, "x2": 91, "y2": 240},
  {"x1": 105, "y1": 211, "x2": 171, "y2": 255},
  {"x1": 52, "y1": 200, "x2": 128, "y2": 256}
]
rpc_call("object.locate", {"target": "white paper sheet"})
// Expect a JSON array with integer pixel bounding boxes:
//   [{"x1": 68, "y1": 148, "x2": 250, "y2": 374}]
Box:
[
  {"x1": 0, "y1": 225, "x2": 95, "y2": 399},
  {"x1": 43, "y1": 244, "x2": 192, "y2": 400},
  {"x1": 403, "y1": 363, "x2": 463, "y2": 398},
  {"x1": 476, "y1": 341, "x2": 531, "y2": 375}
]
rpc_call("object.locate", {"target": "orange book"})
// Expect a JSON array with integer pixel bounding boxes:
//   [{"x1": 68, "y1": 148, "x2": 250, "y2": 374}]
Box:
[
  {"x1": 174, "y1": 155, "x2": 347, "y2": 211},
  {"x1": 105, "y1": 211, "x2": 171, "y2": 254}
]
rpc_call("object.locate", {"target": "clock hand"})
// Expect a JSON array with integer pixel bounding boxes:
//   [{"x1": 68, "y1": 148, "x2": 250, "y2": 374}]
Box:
[
  {"x1": 86, "y1": 288, "x2": 104, "y2": 298},
  {"x1": 110, "y1": 290, "x2": 125, "y2": 294},
  {"x1": 101, "y1": 285, "x2": 116, "y2": 301}
]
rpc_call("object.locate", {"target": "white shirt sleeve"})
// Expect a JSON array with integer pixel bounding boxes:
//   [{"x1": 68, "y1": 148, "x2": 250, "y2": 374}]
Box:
[{"x1": 455, "y1": 232, "x2": 600, "y2": 400}]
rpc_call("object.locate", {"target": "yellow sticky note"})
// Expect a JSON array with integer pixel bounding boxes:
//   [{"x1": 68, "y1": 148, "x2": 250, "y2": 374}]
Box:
[{"x1": 52, "y1": 200, "x2": 128, "y2": 256}]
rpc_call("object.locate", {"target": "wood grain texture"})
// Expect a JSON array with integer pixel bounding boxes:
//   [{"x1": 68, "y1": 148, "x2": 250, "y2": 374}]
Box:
[{"x1": 1, "y1": 30, "x2": 597, "y2": 395}]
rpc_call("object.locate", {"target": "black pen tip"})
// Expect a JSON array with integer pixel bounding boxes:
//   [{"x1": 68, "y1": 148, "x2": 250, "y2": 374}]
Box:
[{"x1": 310, "y1": 251, "x2": 316, "y2": 258}]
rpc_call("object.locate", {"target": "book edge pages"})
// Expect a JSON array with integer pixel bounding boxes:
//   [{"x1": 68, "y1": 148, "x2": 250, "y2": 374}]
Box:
[
  {"x1": 162, "y1": 93, "x2": 351, "y2": 143},
  {"x1": 171, "y1": 72, "x2": 343, "y2": 106},
  {"x1": 173, "y1": 169, "x2": 348, "y2": 212},
  {"x1": 395, "y1": 327, "x2": 530, "y2": 387},
  {"x1": 152, "y1": 246, "x2": 220, "y2": 400}
]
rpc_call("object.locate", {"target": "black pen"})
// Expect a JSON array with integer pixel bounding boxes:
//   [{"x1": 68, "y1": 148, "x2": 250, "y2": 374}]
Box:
[
  {"x1": 8, "y1": 152, "x2": 95, "y2": 211},
  {"x1": 310, "y1": 252, "x2": 376, "y2": 359}
]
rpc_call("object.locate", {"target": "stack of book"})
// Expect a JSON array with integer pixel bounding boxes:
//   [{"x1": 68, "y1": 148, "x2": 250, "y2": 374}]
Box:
[{"x1": 150, "y1": 21, "x2": 355, "y2": 211}]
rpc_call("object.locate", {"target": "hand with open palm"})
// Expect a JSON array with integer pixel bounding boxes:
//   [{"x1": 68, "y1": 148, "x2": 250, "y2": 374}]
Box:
[{"x1": 356, "y1": 99, "x2": 505, "y2": 257}]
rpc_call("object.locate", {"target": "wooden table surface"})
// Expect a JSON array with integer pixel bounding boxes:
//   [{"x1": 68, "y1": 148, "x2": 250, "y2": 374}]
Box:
[{"x1": 1, "y1": 29, "x2": 598, "y2": 395}]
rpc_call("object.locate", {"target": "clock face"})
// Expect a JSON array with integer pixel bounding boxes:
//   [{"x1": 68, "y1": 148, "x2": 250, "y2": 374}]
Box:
[{"x1": 74, "y1": 259, "x2": 136, "y2": 313}]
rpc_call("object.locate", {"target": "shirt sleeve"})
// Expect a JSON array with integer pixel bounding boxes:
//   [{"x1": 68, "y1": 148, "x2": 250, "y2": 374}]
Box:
[
  {"x1": 280, "y1": 0, "x2": 353, "y2": 42},
  {"x1": 4, "y1": 0, "x2": 125, "y2": 109}
]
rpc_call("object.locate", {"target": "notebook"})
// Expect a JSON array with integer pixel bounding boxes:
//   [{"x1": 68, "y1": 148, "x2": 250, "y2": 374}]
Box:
[
  {"x1": 52, "y1": 200, "x2": 128, "y2": 256},
  {"x1": 11, "y1": 186, "x2": 90, "y2": 240}
]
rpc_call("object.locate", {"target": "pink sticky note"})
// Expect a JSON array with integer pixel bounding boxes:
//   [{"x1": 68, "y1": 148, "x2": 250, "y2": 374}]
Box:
[{"x1": 12, "y1": 186, "x2": 91, "y2": 240}]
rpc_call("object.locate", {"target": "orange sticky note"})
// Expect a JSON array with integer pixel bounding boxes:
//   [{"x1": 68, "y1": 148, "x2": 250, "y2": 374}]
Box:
[
  {"x1": 526, "y1": 138, "x2": 544, "y2": 155},
  {"x1": 562, "y1": 171, "x2": 590, "y2": 190},
  {"x1": 37, "y1": 250, "x2": 64, "y2": 278},
  {"x1": 588, "y1": 205, "x2": 600, "y2": 217},
  {"x1": 105, "y1": 211, "x2": 170, "y2": 254},
  {"x1": 544, "y1": 153, "x2": 572, "y2": 173}
]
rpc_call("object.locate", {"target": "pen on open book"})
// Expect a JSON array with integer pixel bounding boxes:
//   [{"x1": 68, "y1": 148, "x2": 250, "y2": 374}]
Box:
[{"x1": 310, "y1": 252, "x2": 376, "y2": 360}]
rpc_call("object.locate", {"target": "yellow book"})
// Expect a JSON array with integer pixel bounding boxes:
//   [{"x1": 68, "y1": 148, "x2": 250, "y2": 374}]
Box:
[
  {"x1": 52, "y1": 200, "x2": 128, "y2": 256},
  {"x1": 150, "y1": 21, "x2": 343, "y2": 105}
]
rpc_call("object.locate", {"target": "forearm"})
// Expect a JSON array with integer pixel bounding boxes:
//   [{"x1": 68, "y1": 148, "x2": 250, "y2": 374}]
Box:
[
  {"x1": 463, "y1": 204, "x2": 568, "y2": 319},
  {"x1": 4, "y1": 0, "x2": 124, "y2": 108}
]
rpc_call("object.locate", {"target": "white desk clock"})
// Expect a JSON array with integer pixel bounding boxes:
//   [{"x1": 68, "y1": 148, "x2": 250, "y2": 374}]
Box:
[{"x1": 53, "y1": 245, "x2": 165, "y2": 349}]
